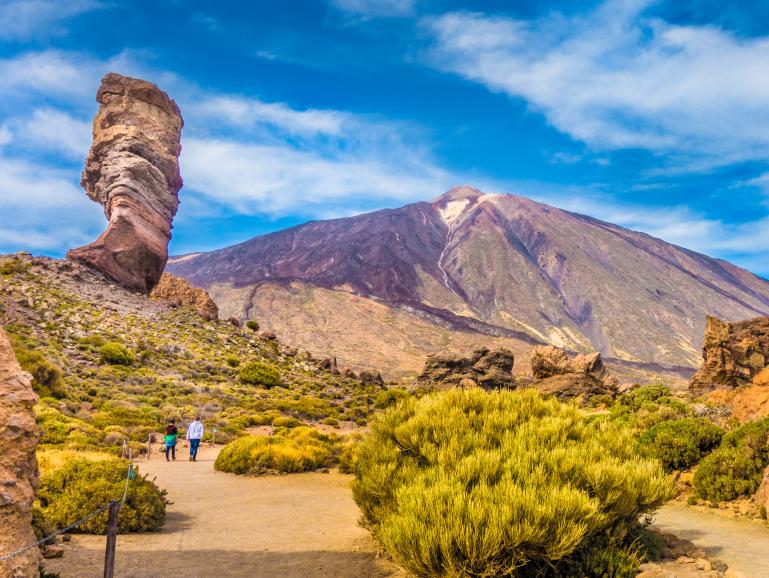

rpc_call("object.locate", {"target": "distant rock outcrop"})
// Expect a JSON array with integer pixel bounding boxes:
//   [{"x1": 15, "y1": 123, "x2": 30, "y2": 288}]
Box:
[
  {"x1": 0, "y1": 328, "x2": 40, "y2": 577},
  {"x1": 67, "y1": 73, "x2": 183, "y2": 294},
  {"x1": 150, "y1": 273, "x2": 218, "y2": 321},
  {"x1": 690, "y1": 316, "x2": 769, "y2": 394},
  {"x1": 528, "y1": 345, "x2": 618, "y2": 401},
  {"x1": 418, "y1": 347, "x2": 516, "y2": 389}
]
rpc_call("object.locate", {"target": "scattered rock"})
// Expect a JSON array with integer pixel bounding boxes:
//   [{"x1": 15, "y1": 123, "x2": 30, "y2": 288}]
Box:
[
  {"x1": 67, "y1": 72, "x2": 184, "y2": 294},
  {"x1": 528, "y1": 345, "x2": 618, "y2": 400},
  {"x1": 690, "y1": 315, "x2": 769, "y2": 394},
  {"x1": 227, "y1": 317, "x2": 241, "y2": 328},
  {"x1": 418, "y1": 347, "x2": 516, "y2": 389},
  {"x1": 359, "y1": 370, "x2": 384, "y2": 388},
  {"x1": 149, "y1": 273, "x2": 218, "y2": 321},
  {"x1": 0, "y1": 328, "x2": 40, "y2": 577},
  {"x1": 259, "y1": 331, "x2": 277, "y2": 341},
  {"x1": 754, "y1": 465, "x2": 769, "y2": 513},
  {"x1": 41, "y1": 545, "x2": 64, "y2": 559}
]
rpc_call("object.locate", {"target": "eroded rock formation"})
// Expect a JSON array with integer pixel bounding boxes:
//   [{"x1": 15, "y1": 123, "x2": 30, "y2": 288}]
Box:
[
  {"x1": 150, "y1": 273, "x2": 218, "y2": 321},
  {"x1": 528, "y1": 345, "x2": 617, "y2": 401},
  {"x1": 690, "y1": 316, "x2": 769, "y2": 394},
  {"x1": 0, "y1": 328, "x2": 40, "y2": 577},
  {"x1": 418, "y1": 347, "x2": 516, "y2": 389},
  {"x1": 67, "y1": 73, "x2": 183, "y2": 294}
]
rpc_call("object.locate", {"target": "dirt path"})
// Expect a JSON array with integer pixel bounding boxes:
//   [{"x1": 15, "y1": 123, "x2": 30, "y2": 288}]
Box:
[
  {"x1": 44, "y1": 446, "x2": 403, "y2": 578},
  {"x1": 654, "y1": 504, "x2": 769, "y2": 577}
]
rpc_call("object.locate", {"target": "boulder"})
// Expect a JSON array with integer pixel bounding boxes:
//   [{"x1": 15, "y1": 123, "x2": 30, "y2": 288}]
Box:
[
  {"x1": 529, "y1": 345, "x2": 617, "y2": 401},
  {"x1": 149, "y1": 273, "x2": 218, "y2": 321},
  {"x1": 67, "y1": 73, "x2": 184, "y2": 294},
  {"x1": 0, "y1": 328, "x2": 40, "y2": 577},
  {"x1": 690, "y1": 316, "x2": 769, "y2": 394},
  {"x1": 359, "y1": 370, "x2": 384, "y2": 388},
  {"x1": 418, "y1": 347, "x2": 516, "y2": 389}
]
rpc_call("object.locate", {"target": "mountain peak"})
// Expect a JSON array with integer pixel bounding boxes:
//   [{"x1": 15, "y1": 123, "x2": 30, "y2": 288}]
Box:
[{"x1": 433, "y1": 185, "x2": 485, "y2": 204}]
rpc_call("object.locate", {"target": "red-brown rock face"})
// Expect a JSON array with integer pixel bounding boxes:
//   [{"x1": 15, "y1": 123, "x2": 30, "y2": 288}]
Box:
[
  {"x1": 0, "y1": 328, "x2": 40, "y2": 577},
  {"x1": 67, "y1": 73, "x2": 183, "y2": 294},
  {"x1": 690, "y1": 315, "x2": 769, "y2": 394},
  {"x1": 150, "y1": 273, "x2": 219, "y2": 321}
]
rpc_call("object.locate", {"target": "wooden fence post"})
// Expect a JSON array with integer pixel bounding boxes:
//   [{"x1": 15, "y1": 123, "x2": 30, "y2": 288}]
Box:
[{"x1": 103, "y1": 500, "x2": 121, "y2": 578}]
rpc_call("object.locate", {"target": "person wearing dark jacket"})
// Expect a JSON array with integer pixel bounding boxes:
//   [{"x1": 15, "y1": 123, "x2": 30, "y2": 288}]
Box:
[{"x1": 164, "y1": 419, "x2": 178, "y2": 461}]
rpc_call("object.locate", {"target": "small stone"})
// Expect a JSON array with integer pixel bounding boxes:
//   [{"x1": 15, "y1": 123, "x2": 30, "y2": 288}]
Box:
[
  {"x1": 42, "y1": 545, "x2": 64, "y2": 558},
  {"x1": 695, "y1": 558, "x2": 712, "y2": 572},
  {"x1": 676, "y1": 556, "x2": 695, "y2": 564}
]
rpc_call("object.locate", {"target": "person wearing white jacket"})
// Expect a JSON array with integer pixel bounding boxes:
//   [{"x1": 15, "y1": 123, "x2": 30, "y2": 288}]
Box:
[{"x1": 186, "y1": 416, "x2": 204, "y2": 462}]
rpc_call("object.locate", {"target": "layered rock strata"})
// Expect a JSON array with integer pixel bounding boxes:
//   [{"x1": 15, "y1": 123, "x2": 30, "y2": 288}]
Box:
[
  {"x1": 690, "y1": 316, "x2": 769, "y2": 394},
  {"x1": 150, "y1": 273, "x2": 218, "y2": 321},
  {"x1": 0, "y1": 328, "x2": 40, "y2": 578},
  {"x1": 67, "y1": 73, "x2": 183, "y2": 293}
]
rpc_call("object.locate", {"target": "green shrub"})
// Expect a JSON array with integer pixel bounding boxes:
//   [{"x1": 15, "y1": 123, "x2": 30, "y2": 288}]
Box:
[
  {"x1": 13, "y1": 347, "x2": 64, "y2": 398},
  {"x1": 338, "y1": 434, "x2": 364, "y2": 474},
  {"x1": 609, "y1": 384, "x2": 691, "y2": 430},
  {"x1": 693, "y1": 417, "x2": 769, "y2": 501},
  {"x1": 373, "y1": 388, "x2": 409, "y2": 409},
  {"x1": 639, "y1": 417, "x2": 723, "y2": 471},
  {"x1": 99, "y1": 342, "x2": 135, "y2": 366},
  {"x1": 245, "y1": 320, "x2": 260, "y2": 332},
  {"x1": 225, "y1": 356, "x2": 241, "y2": 368},
  {"x1": 272, "y1": 415, "x2": 301, "y2": 428},
  {"x1": 352, "y1": 388, "x2": 673, "y2": 577},
  {"x1": 37, "y1": 458, "x2": 167, "y2": 533},
  {"x1": 0, "y1": 257, "x2": 28, "y2": 275},
  {"x1": 693, "y1": 447, "x2": 765, "y2": 502},
  {"x1": 238, "y1": 361, "x2": 281, "y2": 387},
  {"x1": 214, "y1": 427, "x2": 336, "y2": 474}
]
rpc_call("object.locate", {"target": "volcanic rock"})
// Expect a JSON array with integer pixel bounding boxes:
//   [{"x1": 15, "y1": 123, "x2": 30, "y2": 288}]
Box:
[
  {"x1": 529, "y1": 345, "x2": 617, "y2": 400},
  {"x1": 755, "y1": 465, "x2": 769, "y2": 514},
  {"x1": 418, "y1": 347, "x2": 516, "y2": 389},
  {"x1": 150, "y1": 273, "x2": 218, "y2": 321},
  {"x1": 0, "y1": 328, "x2": 40, "y2": 577},
  {"x1": 690, "y1": 316, "x2": 769, "y2": 394},
  {"x1": 359, "y1": 370, "x2": 384, "y2": 388},
  {"x1": 67, "y1": 72, "x2": 183, "y2": 294}
]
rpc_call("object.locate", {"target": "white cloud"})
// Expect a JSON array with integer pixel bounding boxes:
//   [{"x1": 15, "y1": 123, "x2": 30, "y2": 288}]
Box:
[
  {"x1": 0, "y1": 0, "x2": 104, "y2": 41},
  {"x1": 425, "y1": 1, "x2": 769, "y2": 168},
  {"x1": 0, "y1": 153, "x2": 103, "y2": 254},
  {"x1": 182, "y1": 136, "x2": 451, "y2": 217},
  {"x1": 189, "y1": 96, "x2": 348, "y2": 137},
  {"x1": 9, "y1": 108, "x2": 91, "y2": 159},
  {"x1": 329, "y1": 0, "x2": 416, "y2": 18}
]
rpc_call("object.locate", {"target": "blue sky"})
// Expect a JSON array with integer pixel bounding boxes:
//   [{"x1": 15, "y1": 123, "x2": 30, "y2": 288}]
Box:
[{"x1": 1, "y1": 0, "x2": 768, "y2": 276}]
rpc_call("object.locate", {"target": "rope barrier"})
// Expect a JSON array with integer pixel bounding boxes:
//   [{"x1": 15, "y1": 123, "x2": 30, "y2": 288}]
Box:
[{"x1": 0, "y1": 448, "x2": 136, "y2": 562}]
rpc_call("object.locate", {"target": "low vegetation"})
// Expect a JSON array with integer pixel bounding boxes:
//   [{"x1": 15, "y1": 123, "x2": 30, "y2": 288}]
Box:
[
  {"x1": 214, "y1": 427, "x2": 338, "y2": 474},
  {"x1": 693, "y1": 417, "x2": 769, "y2": 502},
  {"x1": 238, "y1": 361, "x2": 281, "y2": 387},
  {"x1": 352, "y1": 388, "x2": 673, "y2": 577},
  {"x1": 639, "y1": 417, "x2": 723, "y2": 472},
  {"x1": 36, "y1": 450, "x2": 167, "y2": 534}
]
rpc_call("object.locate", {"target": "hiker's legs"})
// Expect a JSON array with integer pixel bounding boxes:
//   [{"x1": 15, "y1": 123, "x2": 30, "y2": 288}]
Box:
[
  {"x1": 171, "y1": 444, "x2": 176, "y2": 460},
  {"x1": 190, "y1": 438, "x2": 200, "y2": 461},
  {"x1": 165, "y1": 444, "x2": 171, "y2": 461}
]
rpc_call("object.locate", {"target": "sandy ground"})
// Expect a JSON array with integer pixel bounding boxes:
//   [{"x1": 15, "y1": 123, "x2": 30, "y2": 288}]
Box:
[
  {"x1": 654, "y1": 504, "x2": 769, "y2": 577},
  {"x1": 44, "y1": 446, "x2": 403, "y2": 578}
]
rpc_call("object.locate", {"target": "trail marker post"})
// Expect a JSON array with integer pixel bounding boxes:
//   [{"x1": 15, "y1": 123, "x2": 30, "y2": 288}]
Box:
[{"x1": 103, "y1": 500, "x2": 121, "y2": 578}]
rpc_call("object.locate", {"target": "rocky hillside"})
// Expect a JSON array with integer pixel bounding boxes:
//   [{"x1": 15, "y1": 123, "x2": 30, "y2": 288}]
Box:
[
  {"x1": 0, "y1": 254, "x2": 385, "y2": 454},
  {"x1": 168, "y1": 186, "x2": 769, "y2": 381}
]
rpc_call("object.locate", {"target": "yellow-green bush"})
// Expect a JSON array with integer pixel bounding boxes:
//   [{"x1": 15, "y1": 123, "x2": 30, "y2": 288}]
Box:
[
  {"x1": 11, "y1": 342, "x2": 64, "y2": 398},
  {"x1": 352, "y1": 389, "x2": 673, "y2": 577},
  {"x1": 272, "y1": 415, "x2": 301, "y2": 428},
  {"x1": 639, "y1": 417, "x2": 723, "y2": 472},
  {"x1": 693, "y1": 417, "x2": 769, "y2": 501},
  {"x1": 608, "y1": 384, "x2": 691, "y2": 430},
  {"x1": 99, "y1": 342, "x2": 135, "y2": 366},
  {"x1": 238, "y1": 361, "x2": 281, "y2": 387},
  {"x1": 373, "y1": 388, "x2": 410, "y2": 409},
  {"x1": 214, "y1": 427, "x2": 336, "y2": 474},
  {"x1": 37, "y1": 457, "x2": 167, "y2": 534}
]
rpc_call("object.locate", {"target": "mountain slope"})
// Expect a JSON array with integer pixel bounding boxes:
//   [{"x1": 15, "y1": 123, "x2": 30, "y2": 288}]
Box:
[{"x1": 168, "y1": 186, "x2": 769, "y2": 378}]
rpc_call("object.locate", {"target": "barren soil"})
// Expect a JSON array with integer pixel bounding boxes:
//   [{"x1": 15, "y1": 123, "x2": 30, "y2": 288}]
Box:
[{"x1": 44, "y1": 445, "x2": 403, "y2": 578}]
